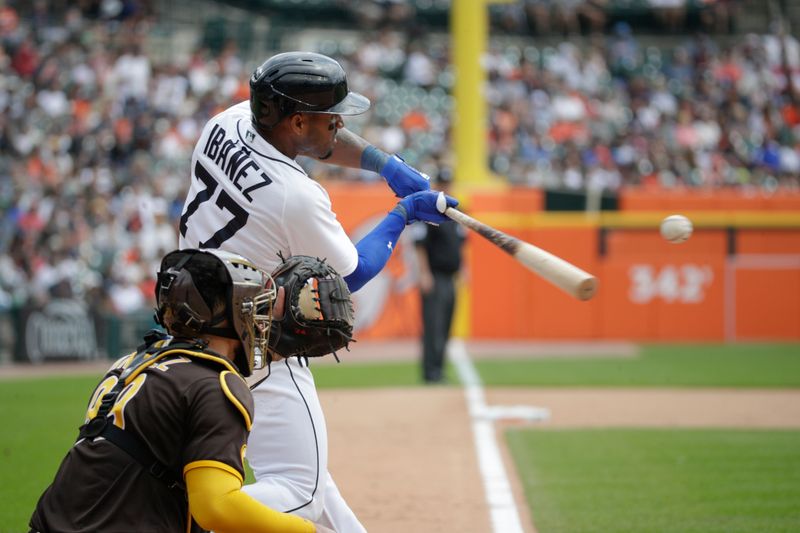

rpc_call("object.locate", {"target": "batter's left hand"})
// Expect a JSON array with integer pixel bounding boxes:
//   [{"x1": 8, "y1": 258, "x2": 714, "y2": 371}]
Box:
[
  {"x1": 380, "y1": 155, "x2": 431, "y2": 197},
  {"x1": 396, "y1": 190, "x2": 458, "y2": 225}
]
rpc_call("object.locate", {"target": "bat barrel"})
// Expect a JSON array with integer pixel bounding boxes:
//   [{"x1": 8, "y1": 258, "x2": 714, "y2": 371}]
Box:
[
  {"x1": 445, "y1": 207, "x2": 599, "y2": 301},
  {"x1": 516, "y1": 241, "x2": 598, "y2": 300},
  {"x1": 575, "y1": 276, "x2": 598, "y2": 301}
]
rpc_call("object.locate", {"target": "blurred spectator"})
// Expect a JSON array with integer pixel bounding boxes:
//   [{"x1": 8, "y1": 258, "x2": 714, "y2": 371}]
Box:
[
  {"x1": 553, "y1": 0, "x2": 608, "y2": 36},
  {"x1": 404, "y1": 42, "x2": 438, "y2": 87},
  {"x1": 0, "y1": 0, "x2": 19, "y2": 43},
  {"x1": 699, "y1": 0, "x2": 738, "y2": 34},
  {"x1": 524, "y1": 0, "x2": 553, "y2": 35},
  {"x1": 111, "y1": 42, "x2": 151, "y2": 104},
  {"x1": 648, "y1": 0, "x2": 687, "y2": 34},
  {"x1": 10, "y1": 35, "x2": 38, "y2": 77},
  {"x1": 345, "y1": 0, "x2": 416, "y2": 31}
]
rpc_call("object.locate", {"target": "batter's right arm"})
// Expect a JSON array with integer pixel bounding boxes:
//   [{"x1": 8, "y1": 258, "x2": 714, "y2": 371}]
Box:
[
  {"x1": 317, "y1": 128, "x2": 431, "y2": 198},
  {"x1": 316, "y1": 128, "x2": 368, "y2": 168}
]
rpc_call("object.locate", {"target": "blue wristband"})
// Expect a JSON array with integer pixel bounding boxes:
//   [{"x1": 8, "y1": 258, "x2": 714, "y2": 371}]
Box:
[
  {"x1": 360, "y1": 145, "x2": 391, "y2": 174},
  {"x1": 391, "y1": 203, "x2": 408, "y2": 224}
]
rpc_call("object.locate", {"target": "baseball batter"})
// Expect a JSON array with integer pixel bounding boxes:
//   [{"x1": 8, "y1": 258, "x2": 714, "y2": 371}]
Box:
[{"x1": 179, "y1": 52, "x2": 458, "y2": 531}]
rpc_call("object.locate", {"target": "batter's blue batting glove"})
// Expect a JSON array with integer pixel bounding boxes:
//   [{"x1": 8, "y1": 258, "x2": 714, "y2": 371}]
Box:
[
  {"x1": 380, "y1": 155, "x2": 431, "y2": 198},
  {"x1": 394, "y1": 190, "x2": 458, "y2": 225}
]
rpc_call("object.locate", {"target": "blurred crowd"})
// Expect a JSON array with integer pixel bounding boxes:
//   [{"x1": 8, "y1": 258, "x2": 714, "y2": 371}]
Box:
[
  {"x1": 1, "y1": 0, "x2": 800, "y2": 318},
  {"x1": 332, "y1": 18, "x2": 800, "y2": 193},
  {"x1": 490, "y1": 0, "x2": 739, "y2": 37},
  {"x1": 481, "y1": 22, "x2": 800, "y2": 191},
  {"x1": 0, "y1": 1, "x2": 242, "y2": 316}
]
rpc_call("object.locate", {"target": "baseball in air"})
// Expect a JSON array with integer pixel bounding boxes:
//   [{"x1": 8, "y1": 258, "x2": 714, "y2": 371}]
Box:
[{"x1": 660, "y1": 214, "x2": 693, "y2": 243}]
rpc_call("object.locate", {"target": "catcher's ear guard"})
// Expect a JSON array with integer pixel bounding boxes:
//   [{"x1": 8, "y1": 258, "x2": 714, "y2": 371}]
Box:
[{"x1": 155, "y1": 267, "x2": 215, "y2": 335}]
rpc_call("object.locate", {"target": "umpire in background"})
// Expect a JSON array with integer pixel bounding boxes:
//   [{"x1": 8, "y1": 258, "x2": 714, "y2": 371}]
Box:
[
  {"x1": 29, "y1": 249, "x2": 327, "y2": 533},
  {"x1": 414, "y1": 169, "x2": 466, "y2": 384}
]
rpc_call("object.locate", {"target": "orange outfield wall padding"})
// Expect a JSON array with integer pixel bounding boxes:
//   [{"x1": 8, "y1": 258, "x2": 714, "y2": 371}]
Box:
[
  {"x1": 736, "y1": 230, "x2": 800, "y2": 254},
  {"x1": 734, "y1": 267, "x2": 800, "y2": 340}
]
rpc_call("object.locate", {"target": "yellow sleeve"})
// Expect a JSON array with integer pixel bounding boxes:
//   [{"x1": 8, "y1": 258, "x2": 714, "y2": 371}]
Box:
[{"x1": 185, "y1": 464, "x2": 315, "y2": 533}]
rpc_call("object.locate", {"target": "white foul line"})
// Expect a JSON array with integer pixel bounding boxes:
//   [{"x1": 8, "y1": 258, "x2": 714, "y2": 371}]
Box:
[{"x1": 449, "y1": 339, "x2": 549, "y2": 533}]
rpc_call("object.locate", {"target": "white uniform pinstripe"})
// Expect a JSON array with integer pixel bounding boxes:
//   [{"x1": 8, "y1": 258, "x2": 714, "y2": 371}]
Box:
[{"x1": 179, "y1": 101, "x2": 366, "y2": 532}]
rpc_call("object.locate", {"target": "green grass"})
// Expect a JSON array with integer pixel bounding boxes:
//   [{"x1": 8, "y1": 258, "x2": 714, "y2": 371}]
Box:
[
  {"x1": 311, "y1": 361, "x2": 440, "y2": 388},
  {"x1": 507, "y1": 428, "x2": 800, "y2": 533},
  {"x1": 0, "y1": 376, "x2": 98, "y2": 532},
  {"x1": 289, "y1": 343, "x2": 800, "y2": 388},
  {"x1": 475, "y1": 343, "x2": 800, "y2": 388}
]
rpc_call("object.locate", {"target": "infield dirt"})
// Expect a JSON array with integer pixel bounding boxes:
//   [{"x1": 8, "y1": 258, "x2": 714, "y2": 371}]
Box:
[{"x1": 322, "y1": 385, "x2": 800, "y2": 533}]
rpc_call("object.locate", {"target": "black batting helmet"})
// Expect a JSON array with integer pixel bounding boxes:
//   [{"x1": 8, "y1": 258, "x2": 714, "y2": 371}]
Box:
[
  {"x1": 155, "y1": 249, "x2": 276, "y2": 376},
  {"x1": 250, "y1": 51, "x2": 370, "y2": 130}
]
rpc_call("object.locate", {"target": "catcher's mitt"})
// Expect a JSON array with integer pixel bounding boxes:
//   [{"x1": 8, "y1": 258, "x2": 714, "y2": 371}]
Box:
[{"x1": 268, "y1": 255, "x2": 355, "y2": 360}]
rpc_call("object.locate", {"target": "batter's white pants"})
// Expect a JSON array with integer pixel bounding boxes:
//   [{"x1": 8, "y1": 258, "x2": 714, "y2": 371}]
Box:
[{"x1": 244, "y1": 357, "x2": 367, "y2": 532}]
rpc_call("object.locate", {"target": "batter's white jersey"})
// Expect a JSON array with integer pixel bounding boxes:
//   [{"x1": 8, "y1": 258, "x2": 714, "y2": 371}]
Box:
[
  {"x1": 179, "y1": 101, "x2": 367, "y2": 532},
  {"x1": 178, "y1": 101, "x2": 358, "y2": 275}
]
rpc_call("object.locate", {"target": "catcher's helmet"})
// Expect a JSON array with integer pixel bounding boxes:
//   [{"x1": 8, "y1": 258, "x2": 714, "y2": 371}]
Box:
[
  {"x1": 155, "y1": 249, "x2": 276, "y2": 376},
  {"x1": 250, "y1": 51, "x2": 370, "y2": 130}
]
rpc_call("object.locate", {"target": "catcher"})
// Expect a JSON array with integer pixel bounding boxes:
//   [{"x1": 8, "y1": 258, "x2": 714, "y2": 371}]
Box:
[{"x1": 28, "y1": 249, "x2": 350, "y2": 533}]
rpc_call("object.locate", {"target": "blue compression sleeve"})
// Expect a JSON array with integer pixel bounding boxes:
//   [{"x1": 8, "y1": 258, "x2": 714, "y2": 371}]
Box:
[
  {"x1": 344, "y1": 208, "x2": 406, "y2": 292},
  {"x1": 360, "y1": 145, "x2": 390, "y2": 174}
]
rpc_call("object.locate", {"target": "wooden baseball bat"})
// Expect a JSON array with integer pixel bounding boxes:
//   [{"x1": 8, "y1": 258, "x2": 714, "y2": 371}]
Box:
[{"x1": 444, "y1": 208, "x2": 598, "y2": 301}]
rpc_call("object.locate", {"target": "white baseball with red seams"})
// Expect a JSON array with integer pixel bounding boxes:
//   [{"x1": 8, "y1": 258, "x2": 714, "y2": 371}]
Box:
[{"x1": 660, "y1": 214, "x2": 693, "y2": 244}]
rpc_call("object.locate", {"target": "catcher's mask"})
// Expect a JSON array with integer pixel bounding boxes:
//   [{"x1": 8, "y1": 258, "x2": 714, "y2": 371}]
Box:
[
  {"x1": 154, "y1": 249, "x2": 276, "y2": 376},
  {"x1": 250, "y1": 51, "x2": 370, "y2": 131}
]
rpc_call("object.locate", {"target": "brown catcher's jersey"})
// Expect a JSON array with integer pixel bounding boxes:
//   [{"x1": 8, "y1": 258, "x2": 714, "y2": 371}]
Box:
[{"x1": 30, "y1": 340, "x2": 254, "y2": 533}]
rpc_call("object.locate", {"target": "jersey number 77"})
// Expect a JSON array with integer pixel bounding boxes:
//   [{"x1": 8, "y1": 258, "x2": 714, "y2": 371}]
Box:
[{"x1": 180, "y1": 161, "x2": 250, "y2": 249}]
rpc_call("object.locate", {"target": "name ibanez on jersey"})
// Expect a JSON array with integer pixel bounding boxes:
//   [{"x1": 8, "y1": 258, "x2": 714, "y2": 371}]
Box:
[
  {"x1": 179, "y1": 101, "x2": 359, "y2": 280},
  {"x1": 202, "y1": 123, "x2": 272, "y2": 202}
]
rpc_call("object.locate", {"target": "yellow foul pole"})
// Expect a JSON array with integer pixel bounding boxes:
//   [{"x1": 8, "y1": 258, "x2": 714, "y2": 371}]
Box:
[
  {"x1": 452, "y1": 0, "x2": 515, "y2": 338},
  {"x1": 451, "y1": 0, "x2": 492, "y2": 186}
]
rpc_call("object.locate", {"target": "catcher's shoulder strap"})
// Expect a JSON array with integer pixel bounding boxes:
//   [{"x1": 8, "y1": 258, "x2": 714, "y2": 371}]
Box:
[
  {"x1": 76, "y1": 332, "x2": 223, "y2": 492},
  {"x1": 79, "y1": 418, "x2": 186, "y2": 492},
  {"x1": 219, "y1": 370, "x2": 254, "y2": 431}
]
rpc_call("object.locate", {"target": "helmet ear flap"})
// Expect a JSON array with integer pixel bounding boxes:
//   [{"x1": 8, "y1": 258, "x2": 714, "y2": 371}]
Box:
[
  {"x1": 251, "y1": 93, "x2": 296, "y2": 131},
  {"x1": 250, "y1": 94, "x2": 271, "y2": 129},
  {"x1": 156, "y1": 267, "x2": 214, "y2": 336}
]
